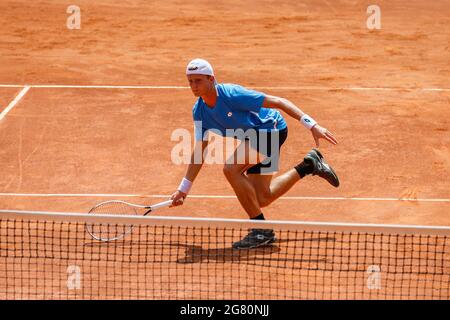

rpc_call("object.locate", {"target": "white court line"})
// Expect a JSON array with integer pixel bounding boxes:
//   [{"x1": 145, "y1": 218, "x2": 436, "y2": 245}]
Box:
[
  {"x1": 29, "y1": 85, "x2": 188, "y2": 89},
  {"x1": 0, "y1": 84, "x2": 449, "y2": 91},
  {"x1": 0, "y1": 193, "x2": 449, "y2": 203},
  {"x1": 0, "y1": 84, "x2": 189, "y2": 89},
  {"x1": 0, "y1": 86, "x2": 30, "y2": 121}
]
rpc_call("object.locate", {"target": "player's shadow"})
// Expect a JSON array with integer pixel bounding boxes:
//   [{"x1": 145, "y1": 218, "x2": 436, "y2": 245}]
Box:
[
  {"x1": 84, "y1": 235, "x2": 336, "y2": 265},
  {"x1": 175, "y1": 243, "x2": 280, "y2": 264},
  {"x1": 174, "y1": 236, "x2": 336, "y2": 264}
]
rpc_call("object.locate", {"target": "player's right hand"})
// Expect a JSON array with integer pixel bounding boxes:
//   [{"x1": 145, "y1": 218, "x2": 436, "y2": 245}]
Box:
[{"x1": 170, "y1": 190, "x2": 187, "y2": 207}]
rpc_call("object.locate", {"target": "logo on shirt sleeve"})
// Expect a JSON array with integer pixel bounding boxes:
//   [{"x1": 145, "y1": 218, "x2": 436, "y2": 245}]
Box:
[{"x1": 227, "y1": 112, "x2": 233, "y2": 117}]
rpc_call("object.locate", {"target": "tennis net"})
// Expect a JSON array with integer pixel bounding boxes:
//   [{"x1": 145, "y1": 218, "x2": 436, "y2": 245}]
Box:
[{"x1": 0, "y1": 209, "x2": 449, "y2": 300}]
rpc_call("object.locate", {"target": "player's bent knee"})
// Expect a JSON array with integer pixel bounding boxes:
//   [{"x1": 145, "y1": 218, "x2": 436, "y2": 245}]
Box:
[
  {"x1": 223, "y1": 164, "x2": 246, "y2": 183},
  {"x1": 258, "y1": 195, "x2": 273, "y2": 208}
]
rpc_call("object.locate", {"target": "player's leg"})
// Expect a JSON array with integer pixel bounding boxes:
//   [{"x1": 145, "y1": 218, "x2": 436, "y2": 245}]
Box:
[
  {"x1": 233, "y1": 149, "x2": 339, "y2": 249},
  {"x1": 223, "y1": 139, "x2": 276, "y2": 249},
  {"x1": 247, "y1": 169, "x2": 300, "y2": 208},
  {"x1": 228, "y1": 129, "x2": 340, "y2": 249},
  {"x1": 247, "y1": 149, "x2": 340, "y2": 209},
  {"x1": 227, "y1": 131, "x2": 287, "y2": 249},
  {"x1": 245, "y1": 127, "x2": 298, "y2": 208},
  {"x1": 246, "y1": 128, "x2": 339, "y2": 208},
  {"x1": 222, "y1": 139, "x2": 263, "y2": 219},
  {"x1": 237, "y1": 138, "x2": 299, "y2": 249}
]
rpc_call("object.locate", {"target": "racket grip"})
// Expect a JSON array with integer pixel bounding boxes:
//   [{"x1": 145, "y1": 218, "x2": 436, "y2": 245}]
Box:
[{"x1": 151, "y1": 200, "x2": 173, "y2": 211}]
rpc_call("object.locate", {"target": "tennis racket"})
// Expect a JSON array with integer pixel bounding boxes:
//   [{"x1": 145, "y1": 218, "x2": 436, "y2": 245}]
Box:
[{"x1": 85, "y1": 199, "x2": 172, "y2": 242}]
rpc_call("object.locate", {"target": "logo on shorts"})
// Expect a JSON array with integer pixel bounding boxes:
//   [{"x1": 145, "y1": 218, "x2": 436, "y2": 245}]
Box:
[{"x1": 227, "y1": 112, "x2": 233, "y2": 117}]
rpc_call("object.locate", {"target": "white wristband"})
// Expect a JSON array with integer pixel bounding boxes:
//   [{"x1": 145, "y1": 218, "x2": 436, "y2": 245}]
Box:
[
  {"x1": 300, "y1": 114, "x2": 317, "y2": 130},
  {"x1": 178, "y1": 178, "x2": 193, "y2": 194}
]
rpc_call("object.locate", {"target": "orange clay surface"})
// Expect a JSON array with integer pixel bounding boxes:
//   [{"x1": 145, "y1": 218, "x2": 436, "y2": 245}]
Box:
[{"x1": 0, "y1": 0, "x2": 449, "y2": 299}]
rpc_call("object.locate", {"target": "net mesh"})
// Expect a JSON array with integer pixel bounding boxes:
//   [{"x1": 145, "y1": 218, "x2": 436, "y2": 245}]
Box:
[{"x1": 0, "y1": 211, "x2": 449, "y2": 300}]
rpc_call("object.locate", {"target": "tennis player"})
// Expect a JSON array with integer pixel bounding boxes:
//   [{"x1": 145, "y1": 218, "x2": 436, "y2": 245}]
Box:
[{"x1": 171, "y1": 58, "x2": 339, "y2": 249}]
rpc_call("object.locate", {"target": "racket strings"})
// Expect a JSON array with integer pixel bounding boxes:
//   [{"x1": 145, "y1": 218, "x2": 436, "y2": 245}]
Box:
[{"x1": 86, "y1": 201, "x2": 141, "y2": 241}]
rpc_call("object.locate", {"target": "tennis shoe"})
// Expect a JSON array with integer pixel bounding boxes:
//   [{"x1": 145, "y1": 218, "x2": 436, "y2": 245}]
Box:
[
  {"x1": 232, "y1": 229, "x2": 276, "y2": 249},
  {"x1": 304, "y1": 148, "x2": 340, "y2": 187}
]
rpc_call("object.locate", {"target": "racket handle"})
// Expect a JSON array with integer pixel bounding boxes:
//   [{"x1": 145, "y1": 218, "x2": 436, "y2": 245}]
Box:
[{"x1": 151, "y1": 200, "x2": 173, "y2": 211}]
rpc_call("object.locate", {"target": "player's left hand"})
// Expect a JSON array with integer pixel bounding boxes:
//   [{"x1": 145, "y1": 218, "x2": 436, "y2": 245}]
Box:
[{"x1": 311, "y1": 124, "x2": 338, "y2": 147}]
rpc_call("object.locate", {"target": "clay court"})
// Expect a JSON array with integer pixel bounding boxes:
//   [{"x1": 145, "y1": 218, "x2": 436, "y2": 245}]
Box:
[{"x1": 0, "y1": 0, "x2": 449, "y2": 299}]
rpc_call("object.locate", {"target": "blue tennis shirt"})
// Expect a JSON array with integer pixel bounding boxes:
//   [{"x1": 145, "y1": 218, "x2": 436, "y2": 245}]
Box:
[{"x1": 192, "y1": 83, "x2": 287, "y2": 141}]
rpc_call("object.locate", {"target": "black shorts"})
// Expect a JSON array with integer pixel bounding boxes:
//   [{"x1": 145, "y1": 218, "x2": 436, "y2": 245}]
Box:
[{"x1": 246, "y1": 128, "x2": 288, "y2": 175}]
